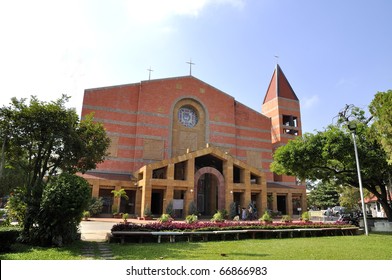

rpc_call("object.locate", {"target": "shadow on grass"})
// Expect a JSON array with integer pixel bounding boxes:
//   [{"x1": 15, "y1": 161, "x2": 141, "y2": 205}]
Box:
[{"x1": 0, "y1": 240, "x2": 92, "y2": 260}]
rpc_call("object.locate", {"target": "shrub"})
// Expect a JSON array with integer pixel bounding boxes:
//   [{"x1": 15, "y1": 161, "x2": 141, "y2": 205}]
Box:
[
  {"x1": 281, "y1": 215, "x2": 292, "y2": 223},
  {"x1": 211, "y1": 210, "x2": 225, "y2": 222},
  {"x1": 185, "y1": 214, "x2": 198, "y2": 224},
  {"x1": 32, "y1": 173, "x2": 91, "y2": 246},
  {"x1": 122, "y1": 213, "x2": 129, "y2": 221},
  {"x1": 88, "y1": 197, "x2": 103, "y2": 216},
  {"x1": 259, "y1": 211, "x2": 272, "y2": 223},
  {"x1": 0, "y1": 226, "x2": 22, "y2": 252},
  {"x1": 83, "y1": 210, "x2": 91, "y2": 220},
  {"x1": 165, "y1": 200, "x2": 174, "y2": 216},
  {"x1": 5, "y1": 187, "x2": 27, "y2": 226},
  {"x1": 188, "y1": 201, "x2": 198, "y2": 215},
  {"x1": 144, "y1": 205, "x2": 152, "y2": 217},
  {"x1": 301, "y1": 211, "x2": 310, "y2": 222},
  {"x1": 158, "y1": 213, "x2": 172, "y2": 223}
]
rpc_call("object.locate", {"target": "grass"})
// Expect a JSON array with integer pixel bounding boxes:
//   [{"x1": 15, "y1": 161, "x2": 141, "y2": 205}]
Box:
[{"x1": 1, "y1": 234, "x2": 391, "y2": 260}]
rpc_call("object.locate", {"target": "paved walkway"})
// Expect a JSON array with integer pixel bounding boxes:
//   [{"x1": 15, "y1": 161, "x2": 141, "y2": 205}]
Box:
[{"x1": 81, "y1": 242, "x2": 115, "y2": 260}]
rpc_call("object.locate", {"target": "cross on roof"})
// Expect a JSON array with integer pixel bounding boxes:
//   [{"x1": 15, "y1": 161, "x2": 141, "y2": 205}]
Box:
[
  {"x1": 147, "y1": 66, "x2": 153, "y2": 80},
  {"x1": 186, "y1": 59, "x2": 195, "y2": 76}
]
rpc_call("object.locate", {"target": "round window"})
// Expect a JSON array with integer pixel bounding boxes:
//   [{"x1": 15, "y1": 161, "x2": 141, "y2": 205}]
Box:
[{"x1": 178, "y1": 106, "x2": 198, "y2": 128}]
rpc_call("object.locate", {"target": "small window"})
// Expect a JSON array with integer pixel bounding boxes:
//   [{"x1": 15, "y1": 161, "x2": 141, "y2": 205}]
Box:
[{"x1": 282, "y1": 115, "x2": 298, "y2": 127}]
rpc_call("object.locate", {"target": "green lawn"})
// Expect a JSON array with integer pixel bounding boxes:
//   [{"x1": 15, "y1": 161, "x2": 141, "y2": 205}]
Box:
[{"x1": 1, "y1": 234, "x2": 391, "y2": 260}]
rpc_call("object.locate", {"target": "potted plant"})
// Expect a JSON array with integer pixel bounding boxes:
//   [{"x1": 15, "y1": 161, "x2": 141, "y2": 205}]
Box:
[
  {"x1": 122, "y1": 213, "x2": 129, "y2": 224},
  {"x1": 210, "y1": 210, "x2": 225, "y2": 222},
  {"x1": 143, "y1": 204, "x2": 152, "y2": 220},
  {"x1": 259, "y1": 211, "x2": 273, "y2": 224},
  {"x1": 158, "y1": 213, "x2": 173, "y2": 223},
  {"x1": 83, "y1": 210, "x2": 91, "y2": 221},
  {"x1": 301, "y1": 211, "x2": 310, "y2": 222},
  {"x1": 185, "y1": 214, "x2": 198, "y2": 224},
  {"x1": 281, "y1": 214, "x2": 292, "y2": 223}
]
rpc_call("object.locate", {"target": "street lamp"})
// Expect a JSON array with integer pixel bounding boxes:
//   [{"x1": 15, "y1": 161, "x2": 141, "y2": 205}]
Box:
[{"x1": 348, "y1": 122, "x2": 369, "y2": 235}]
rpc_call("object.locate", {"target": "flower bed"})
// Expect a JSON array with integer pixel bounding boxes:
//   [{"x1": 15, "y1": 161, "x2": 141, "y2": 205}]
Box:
[{"x1": 111, "y1": 220, "x2": 353, "y2": 233}]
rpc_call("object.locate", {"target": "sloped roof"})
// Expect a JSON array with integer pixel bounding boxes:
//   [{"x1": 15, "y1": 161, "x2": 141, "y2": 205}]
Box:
[
  {"x1": 138, "y1": 146, "x2": 264, "y2": 177},
  {"x1": 263, "y1": 64, "x2": 299, "y2": 103}
]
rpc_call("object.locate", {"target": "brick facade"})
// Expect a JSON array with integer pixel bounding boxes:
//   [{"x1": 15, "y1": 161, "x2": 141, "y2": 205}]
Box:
[{"x1": 80, "y1": 64, "x2": 306, "y2": 218}]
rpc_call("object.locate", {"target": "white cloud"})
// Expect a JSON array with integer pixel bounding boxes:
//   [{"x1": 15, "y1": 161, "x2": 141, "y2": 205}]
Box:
[
  {"x1": 302, "y1": 95, "x2": 320, "y2": 109},
  {"x1": 124, "y1": 0, "x2": 245, "y2": 24}
]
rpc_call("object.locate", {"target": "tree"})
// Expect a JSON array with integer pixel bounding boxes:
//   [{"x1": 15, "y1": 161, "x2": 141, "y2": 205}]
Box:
[
  {"x1": 338, "y1": 185, "x2": 362, "y2": 212},
  {"x1": 307, "y1": 181, "x2": 340, "y2": 210},
  {"x1": 0, "y1": 95, "x2": 110, "y2": 243},
  {"x1": 35, "y1": 173, "x2": 91, "y2": 246},
  {"x1": 369, "y1": 90, "x2": 392, "y2": 164},
  {"x1": 271, "y1": 105, "x2": 392, "y2": 221}
]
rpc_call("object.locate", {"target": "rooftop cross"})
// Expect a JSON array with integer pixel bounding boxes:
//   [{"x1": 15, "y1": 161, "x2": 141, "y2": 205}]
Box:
[
  {"x1": 147, "y1": 66, "x2": 153, "y2": 80},
  {"x1": 186, "y1": 59, "x2": 195, "y2": 76}
]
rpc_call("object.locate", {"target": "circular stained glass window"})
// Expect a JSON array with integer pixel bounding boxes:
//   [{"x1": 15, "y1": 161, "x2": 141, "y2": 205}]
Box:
[{"x1": 178, "y1": 106, "x2": 198, "y2": 128}]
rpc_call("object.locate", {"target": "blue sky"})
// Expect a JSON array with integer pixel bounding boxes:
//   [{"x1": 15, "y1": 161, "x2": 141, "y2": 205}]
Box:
[{"x1": 0, "y1": 0, "x2": 391, "y2": 133}]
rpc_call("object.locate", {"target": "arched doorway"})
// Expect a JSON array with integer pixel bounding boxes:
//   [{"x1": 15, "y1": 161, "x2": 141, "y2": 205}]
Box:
[{"x1": 194, "y1": 167, "x2": 225, "y2": 216}]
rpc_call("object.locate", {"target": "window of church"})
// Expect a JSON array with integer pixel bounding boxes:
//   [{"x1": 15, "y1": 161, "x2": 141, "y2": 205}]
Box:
[
  {"x1": 283, "y1": 128, "x2": 299, "y2": 135},
  {"x1": 152, "y1": 167, "x2": 167, "y2": 179},
  {"x1": 178, "y1": 106, "x2": 198, "y2": 128},
  {"x1": 174, "y1": 161, "x2": 187, "y2": 180},
  {"x1": 282, "y1": 115, "x2": 298, "y2": 127},
  {"x1": 250, "y1": 173, "x2": 261, "y2": 184},
  {"x1": 233, "y1": 165, "x2": 244, "y2": 183}
]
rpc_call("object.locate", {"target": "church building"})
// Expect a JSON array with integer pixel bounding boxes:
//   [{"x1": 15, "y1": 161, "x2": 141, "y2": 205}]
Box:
[{"x1": 80, "y1": 64, "x2": 307, "y2": 218}]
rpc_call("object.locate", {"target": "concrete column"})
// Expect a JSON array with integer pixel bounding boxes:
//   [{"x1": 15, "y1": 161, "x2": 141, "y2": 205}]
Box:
[
  {"x1": 272, "y1": 192, "x2": 278, "y2": 212},
  {"x1": 91, "y1": 180, "x2": 100, "y2": 198},
  {"x1": 287, "y1": 192, "x2": 293, "y2": 216},
  {"x1": 163, "y1": 185, "x2": 174, "y2": 214}
]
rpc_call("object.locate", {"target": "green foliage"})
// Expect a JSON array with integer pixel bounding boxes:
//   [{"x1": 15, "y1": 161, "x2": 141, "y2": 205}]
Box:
[
  {"x1": 31, "y1": 173, "x2": 91, "y2": 246},
  {"x1": 301, "y1": 211, "x2": 310, "y2": 222},
  {"x1": 158, "y1": 213, "x2": 172, "y2": 223},
  {"x1": 188, "y1": 200, "x2": 198, "y2": 215},
  {"x1": 111, "y1": 189, "x2": 128, "y2": 200},
  {"x1": 165, "y1": 200, "x2": 174, "y2": 216},
  {"x1": 143, "y1": 205, "x2": 152, "y2": 217},
  {"x1": 259, "y1": 211, "x2": 272, "y2": 222},
  {"x1": 210, "y1": 210, "x2": 225, "y2": 222},
  {"x1": 112, "y1": 204, "x2": 119, "y2": 215},
  {"x1": 122, "y1": 213, "x2": 129, "y2": 221},
  {"x1": 270, "y1": 104, "x2": 392, "y2": 221},
  {"x1": 281, "y1": 215, "x2": 292, "y2": 223},
  {"x1": 0, "y1": 226, "x2": 22, "y2": 252},
  {"x1": 0, "y1": 95, "x2": 111, "y2": 243},
  {"x1": 185, "y1": 214, "x2": 198, "y2": 224},
  {"x1": 369, "y1": 89, "x2": 392, "y2": 163},
  {"x1": 87, "y1": 197, "x2": 103, "y2": 216},
  {"x1": 307, "y1": 181, "x2": 340, "y2": 209},
  {"x1": 5, "y1": 187, "x2": 27, "y2": 225},
  {"x1": 338, "y1": 185, "x2": 362, "y2": 212},
  {"x1": 83, "y1": 211, "x2": 91, "y2": 220}
]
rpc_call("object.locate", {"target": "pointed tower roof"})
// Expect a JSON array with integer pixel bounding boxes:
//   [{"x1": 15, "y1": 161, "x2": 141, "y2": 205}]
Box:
[{"x1": 263, "y1": 64, "x2": 299, "y2": 103}]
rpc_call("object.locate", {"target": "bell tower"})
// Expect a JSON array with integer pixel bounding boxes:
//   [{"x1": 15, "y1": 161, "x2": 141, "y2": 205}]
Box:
[
  {"x1": 262, "y1": 64, "x2": 302, "y2": 146},
  {"x1": 262, "y1": 64, "x2": 302, "y2": 183}
]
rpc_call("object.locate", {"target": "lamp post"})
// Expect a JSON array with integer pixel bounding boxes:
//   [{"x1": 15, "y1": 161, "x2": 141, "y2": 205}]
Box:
[{"x1": 348, "y1": 122, "x2": 369, "y2": 235}]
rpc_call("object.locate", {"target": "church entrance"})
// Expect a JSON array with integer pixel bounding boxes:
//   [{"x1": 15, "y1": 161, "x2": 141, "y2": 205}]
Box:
[
  {"x1": 196, "y1": 173, "x2": 218, "y2": 216},
  {"x1": 194, "y1": 166, "x2": 225, "y2": 217}
]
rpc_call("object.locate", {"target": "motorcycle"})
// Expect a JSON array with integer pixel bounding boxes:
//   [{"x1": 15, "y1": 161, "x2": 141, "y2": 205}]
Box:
[{"x1": 337, "y1": 212, "x2": 360, "y2": 227}]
